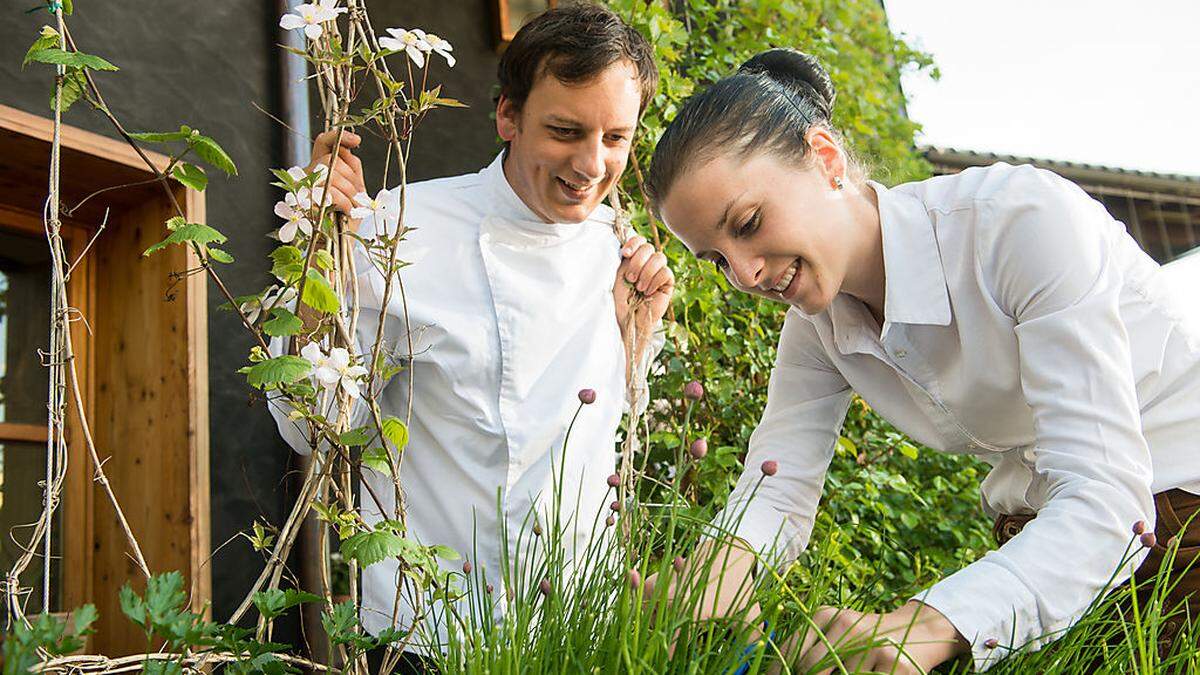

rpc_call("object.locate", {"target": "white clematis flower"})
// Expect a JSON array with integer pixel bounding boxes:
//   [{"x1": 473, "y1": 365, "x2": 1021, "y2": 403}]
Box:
[
  {"x1": 241, "y1": 285, "x2": 297, "y2": 324},
  {"x1": 349, "y1": 188, "x2": 400, "y2": 232},
  {"x1": 379, "y1": 28, "x2": 431, "y2": 68},
  {"x1": 423, "y1": 33, "x2": 455, "y2": 67},
  {"x1": 274, "y1": 195, "x2": 315, "y2": 243},
  {"x1": 306, "y1": 345, "x2": 368, "y2": 399},
  {"x1": 279, "y1": 0, "x2": 347, "y2": 41}
]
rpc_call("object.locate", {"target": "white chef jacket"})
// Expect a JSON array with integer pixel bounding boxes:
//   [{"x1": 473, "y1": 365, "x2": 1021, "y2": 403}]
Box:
[
  {"x1": 269, "y1": 153, "x2": 640, "y2": 650},
  {"x1": 716, "y1": 162, "x2": 1200, "y2": 670}
]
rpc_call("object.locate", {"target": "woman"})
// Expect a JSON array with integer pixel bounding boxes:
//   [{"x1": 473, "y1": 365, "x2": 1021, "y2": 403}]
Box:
[{"x1": 645, "y1": 49, "x2": 1200, "y2": 672}]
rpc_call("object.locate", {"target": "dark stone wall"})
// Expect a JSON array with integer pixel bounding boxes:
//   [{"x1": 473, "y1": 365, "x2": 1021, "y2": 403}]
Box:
[{"x1": 0, "y1": 0, "x2": 503, "y2": 645}]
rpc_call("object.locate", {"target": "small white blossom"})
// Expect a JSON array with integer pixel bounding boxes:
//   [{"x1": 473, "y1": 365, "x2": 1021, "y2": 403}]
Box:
[
  {"x1": 240, "y1": 285, "x2": 297, "y2": 324},
  {"x1": 423, "y1": 33, "x2": 455, "y2": 67},
  {"x1": 274, "y1": 195, "x2": 314, "y2": 243},
  {"x1": 350, "y1": 188, "x2": 400, "y2": 231},
  {"x1": 305, "y1": 345, "x2": 368, "y2": 399},
  {"x1": 279, "y1": 0, "x2": 347, "y2": 41},
  {"x1": 379, "y1": 28, "x2": 431, "y2": 68}
]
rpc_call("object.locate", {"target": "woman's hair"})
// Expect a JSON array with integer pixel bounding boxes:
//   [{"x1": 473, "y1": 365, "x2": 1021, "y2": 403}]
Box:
[{"x1": 648, "y1": 49, "x2": 857, "y2": 207}]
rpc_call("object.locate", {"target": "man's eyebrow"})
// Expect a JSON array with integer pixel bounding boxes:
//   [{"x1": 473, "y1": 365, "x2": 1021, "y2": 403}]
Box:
[{"x1": 545, "y1": 115, "x2": 580, "y2": 126}]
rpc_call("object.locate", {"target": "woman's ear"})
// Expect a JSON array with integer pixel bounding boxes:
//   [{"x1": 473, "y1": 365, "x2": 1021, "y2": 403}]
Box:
[
  {"x1": 496, "y1": 95, "x2": 520, "y2": 142},
  {"x1": 805, "y1": 126, "x2": 847, "y2": 188}
]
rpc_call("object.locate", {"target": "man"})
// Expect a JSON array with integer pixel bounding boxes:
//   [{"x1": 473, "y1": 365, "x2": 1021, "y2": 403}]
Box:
[{"x1": 268, "y1": 3, "x2": 670, "y2": 668}]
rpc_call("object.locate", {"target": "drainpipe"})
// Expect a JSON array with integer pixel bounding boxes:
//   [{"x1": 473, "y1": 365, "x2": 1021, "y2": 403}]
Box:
[{"x1": 276, "y1": 0, "x2": 325, "y2": 666}]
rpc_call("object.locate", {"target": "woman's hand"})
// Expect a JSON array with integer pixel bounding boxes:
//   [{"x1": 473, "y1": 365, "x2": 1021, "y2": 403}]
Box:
[
  {"x1": 776, "y1": 600, "x2": 967, "y2": 674},
  {"x1": 640, "y1": 539, "x2": 763, "y2": 656},
  {"x1": 613, "y1": 234, "x2": 674, "y2": 337},
  {"x1": 308, "y1": 129, "x2": 367, "y2": 232}
]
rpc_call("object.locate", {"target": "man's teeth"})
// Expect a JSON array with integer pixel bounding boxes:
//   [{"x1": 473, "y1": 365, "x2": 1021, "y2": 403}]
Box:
[
  {"x1": 560, "y1": 178, "x2": 593, "y2": 191},
  {"x1": 773, "y1": 260, "x2": 799, "y2": 292}
]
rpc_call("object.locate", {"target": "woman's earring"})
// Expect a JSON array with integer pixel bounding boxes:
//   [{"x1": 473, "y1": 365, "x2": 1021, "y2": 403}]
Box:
[{"x1": 832, "y1": 176, "x2": 845, "y2": 190}]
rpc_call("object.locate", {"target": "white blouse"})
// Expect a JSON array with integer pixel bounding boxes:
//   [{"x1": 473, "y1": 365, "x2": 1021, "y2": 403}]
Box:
[
  {"x1": 269, "y1": 153, "x2": 637, "y2": 649},
  {"x1": 717, "y1": 162, "x2": 1200, "y2": 669}
]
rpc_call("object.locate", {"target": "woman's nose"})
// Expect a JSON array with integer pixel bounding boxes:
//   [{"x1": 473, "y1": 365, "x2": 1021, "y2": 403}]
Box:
[{"x1": 726, "y1": 254, "x2": 764, "y2": 290}]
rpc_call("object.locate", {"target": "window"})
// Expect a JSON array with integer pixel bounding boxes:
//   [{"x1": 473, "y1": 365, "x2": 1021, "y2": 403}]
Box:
[{"x1": 495, "y1": 0, "x2": 556, "y2": 45}]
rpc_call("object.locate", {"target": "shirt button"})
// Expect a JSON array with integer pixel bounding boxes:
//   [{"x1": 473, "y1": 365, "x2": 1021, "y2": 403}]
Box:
[{"x1": 895, "y1": 349, "x2": 908, "y2": 358}]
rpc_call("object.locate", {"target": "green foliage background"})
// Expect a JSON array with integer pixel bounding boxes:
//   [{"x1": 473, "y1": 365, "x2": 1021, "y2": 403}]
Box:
[{"x1": 608, "y1": 0, "x2": 994, "y2": 608}]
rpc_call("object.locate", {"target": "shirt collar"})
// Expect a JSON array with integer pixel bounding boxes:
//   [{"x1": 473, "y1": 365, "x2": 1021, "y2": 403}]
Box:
[{"x1": 871, "y1": 179, "x2": 952, "y2": 334}]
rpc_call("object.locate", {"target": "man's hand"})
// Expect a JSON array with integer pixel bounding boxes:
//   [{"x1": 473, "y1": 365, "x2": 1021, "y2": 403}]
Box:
[
  {"x1": 775, "y1": 601, "x2": 967, "y2": 674},
  {"x1": 613, "y1": 235, "x2": 674, "y2": 335},
  {"x1": 308, "y1": 129, "x2": 367, "y2": 232}
]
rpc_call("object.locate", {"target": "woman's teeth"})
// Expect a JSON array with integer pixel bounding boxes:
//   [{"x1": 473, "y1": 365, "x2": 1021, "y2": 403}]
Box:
[{"x1": 773, "y1": 259, "x2": 799, "y2": 292}]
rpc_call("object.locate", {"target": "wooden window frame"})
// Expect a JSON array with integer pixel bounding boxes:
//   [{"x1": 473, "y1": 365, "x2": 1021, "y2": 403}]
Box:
[
  {"x1": 0, "y1": 103, "x2": 210, "y2": 656},
  {"x1": 494, "y1": 0, "x2": 557, "y2": 48}
]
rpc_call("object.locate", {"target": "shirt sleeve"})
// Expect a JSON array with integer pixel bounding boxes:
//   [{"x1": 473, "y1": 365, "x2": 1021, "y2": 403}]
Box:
[
  {"x1": 710, "y1": 310, "x2": 854, "y2": 565},
  {"x1": 912, "y1": 166, "x2": 1156, "y2": 671}
]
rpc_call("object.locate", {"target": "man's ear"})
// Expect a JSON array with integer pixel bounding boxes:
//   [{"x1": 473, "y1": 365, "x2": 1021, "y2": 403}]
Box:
[{"x1": 496, "y1": 95, "x2": 521, "y2": 142}]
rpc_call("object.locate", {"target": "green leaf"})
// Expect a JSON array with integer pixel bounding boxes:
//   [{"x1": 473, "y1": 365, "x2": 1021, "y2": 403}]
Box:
[
  {"x1": 898, "y1": 441, "x2": 919, "y2": 460},
  {"x1": 245, "y1": 355, "x2": 311, "y2": 390},
  {"x1": 71, "y1": 604, "x2": 98, "y2": 636},
  {"x1": 361, "y1": 447, "x2": 393, "y2": 476},
  {"x1": 129, "y1": 129, "x2": 191, "y2": 143},
  {"x1": 253, "y1": 588, "x2": 322, "y2": 620},
  {"x1": 207, "y1": 247, "x2": 234, "y2": 264},
  {"x1": 338, "y1": 426, "x2": 372, "y2": 446},
  {"x1": 300, "y1": 269, "x2": 340, "y2": 314},
  {"x1": 381, "y1": 416, "x2": 408, "y2": 451},
  {"x1": 430, "y1": 544, "x2": 460, "y2": 561},
  {"x1": 119, "y1": 584, "x2": 146, "y2": 628},
  {"x1": 188, "y1": 133, "x2": 237, "y2": 176},
  {"x1": 340, "y1": 529, "x2": 413, "y2": 568},
  {"x1": 62, "y1": 0, "x2": 73, "y2": 14},
  {"x1": 28, "y1": 47, "x2": 117, "y2": 71},
  {"x1": 313, "y1": 249, "x2": 335, "y2": 271},
  {"x1": 143, "y1": 221, "x2": 227, "y2": 256},
  {"x1": 53, "y1": 69, "x2": 87, "y2": 113},
  {"x1": 321, "y1": 601, "x2": 357, "y2": 643},
  {"x1": 261, "y1": 307, "x2": 303, "y2": 337},
  {"x1": 171, "y1": 162, "x2": 207, "y2": 192},
  {"x1": 23, "y1": 25, "x2": 60, "y2": 68}
]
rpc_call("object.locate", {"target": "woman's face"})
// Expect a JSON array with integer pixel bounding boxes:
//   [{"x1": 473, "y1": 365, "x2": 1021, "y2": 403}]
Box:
[{"x1": 658, "y1": 148, "x2": 859, "y2": 315}]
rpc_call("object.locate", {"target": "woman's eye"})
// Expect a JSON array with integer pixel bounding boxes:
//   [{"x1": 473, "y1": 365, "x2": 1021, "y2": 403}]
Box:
[{"x1": 737, "y1": 210, "x2": 760, "y2": 237}]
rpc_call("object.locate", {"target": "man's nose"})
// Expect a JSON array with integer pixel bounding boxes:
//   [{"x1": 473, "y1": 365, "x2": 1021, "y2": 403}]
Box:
[{"x1": 571, "y1": 136, "x2": 606, "y2": 182}]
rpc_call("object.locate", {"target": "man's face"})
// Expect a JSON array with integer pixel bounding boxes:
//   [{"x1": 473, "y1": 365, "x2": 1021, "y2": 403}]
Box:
[{"x1": 496, "y1": 60, "x2": 642, "y2": 224}]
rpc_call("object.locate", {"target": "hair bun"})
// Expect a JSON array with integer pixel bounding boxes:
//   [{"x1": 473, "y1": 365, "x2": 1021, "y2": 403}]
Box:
[{"x1": 739, "y1": 48, "x2": 835, "y2": 119}]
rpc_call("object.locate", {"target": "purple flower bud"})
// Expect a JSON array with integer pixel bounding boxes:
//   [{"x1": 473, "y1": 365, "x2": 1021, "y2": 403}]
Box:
[
  {"x1": 607, "y1": 473, "x2": 621, "y2": 488},
  {"x1": 578, "y1": 388, "x2": 597, "y2": 405},
  {"x1": 538, "y1": 578, "x2": 552, "y2": 596},
  {"x1": 689, "y1": 438, "x2": 708, "y2": 460},
  {"x1": 610, "y1": 500, "x2": 621, "y2": 513},
  {"x1": 761, "y1": 460, "x2": 778, "y2": 477},
  {"x1": 486, "y1": 583, "x2": 494, "y2": 595},
  {"x1": 1132, "y1": 520, "x2": 1148, "y2": 535},
  {"x1": 627, "y1": 568, "x2": 641, "y2": 589},
  {"x1": 605, "y1": 515, "x2": 616, "y2": 527},
  {"x1": 462, "y1": 560, "x2": 473, "y2": 575},
  {"x1": 533, "y1": 521, "x2": 543, "y2": 537},
  {"x1": 683, "y1": 380, "x2": 704, "y2": 401},
  {"x1": 1141, "y1": 532, "x2": 1158, "y2": 549},
  {"x1": 984, "y1": 638, "x2": 999, "y2": 650},
  {"x1": 672, "y1": 556, "x2": 685, "y2": 573}
]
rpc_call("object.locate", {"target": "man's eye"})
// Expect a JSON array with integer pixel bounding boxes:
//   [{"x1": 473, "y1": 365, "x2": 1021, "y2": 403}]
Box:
[{"x1": 550, "y1": 126, "x2": 576, "y2": 137}]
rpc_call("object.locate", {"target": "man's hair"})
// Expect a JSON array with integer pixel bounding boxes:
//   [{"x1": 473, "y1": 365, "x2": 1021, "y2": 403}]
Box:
[{"x1": 497, "y1": 2, "x2": 658, "y2": 113}]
